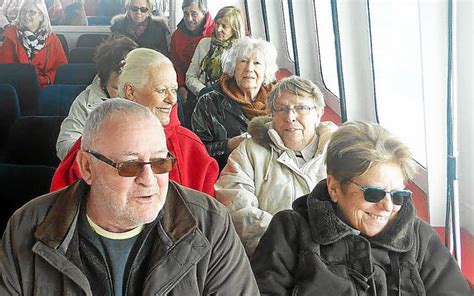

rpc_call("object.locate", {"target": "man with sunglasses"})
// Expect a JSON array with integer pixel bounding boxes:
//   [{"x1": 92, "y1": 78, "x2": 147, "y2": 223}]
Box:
[
  {"x1": 252, "y1": 121, "x2": 472, "y2": 295},
  {"x1": 0, "y1": 99, "x2": 258, "y2": 295}
]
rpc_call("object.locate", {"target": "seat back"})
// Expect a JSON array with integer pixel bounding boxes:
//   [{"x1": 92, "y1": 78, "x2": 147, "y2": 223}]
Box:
[
  {"x1": 76, "y1": 33, "x2": 109, "y2": 48},
  {"x1": 5, "y1": 116, "x2": 65, "y2": 167},
  {"x1": 0, "y1": 163, "x2": 56, "y2": 233},
  {"x1": 38, "y1": 84, "x2": 87, "y2": 116},
  {"x1": 0, "y1": 84, "x2": 21, "y2": 152},
  {"x1": 56, "y1": 33, "x2": 69, "y2": 58},
  {"x1": 0, "y1": 64, "x2": 40, "y2": 115},
  {"x1": 69, "y1": 47, "x2": 96, "y2": 63},
  {"x1": 55, "y1": 63, "x2": 96, "y2": 85},
  {"x1": 87, "y1": 16, "x2": 112, "y2": 26}
]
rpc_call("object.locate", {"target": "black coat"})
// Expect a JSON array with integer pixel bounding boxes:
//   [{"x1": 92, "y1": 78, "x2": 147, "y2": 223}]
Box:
[
  {"x1": 191, "y1": 83, "x2": 250, "y2": 170},
  {"x1": 252, "y1": 180, "x2": 472, "y2": 295},
  {"x1": 110, "y1": 14, "x2": 170, "y2": 57}
]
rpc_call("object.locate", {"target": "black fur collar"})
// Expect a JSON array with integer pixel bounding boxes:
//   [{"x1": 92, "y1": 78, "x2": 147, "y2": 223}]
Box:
[{"x1": 293, "y1": 180, "x2": 415, "y2": 252}]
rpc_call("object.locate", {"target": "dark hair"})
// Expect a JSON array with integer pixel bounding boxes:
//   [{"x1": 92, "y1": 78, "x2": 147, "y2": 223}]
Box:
[{"x1": 94, "y1": 33, "x2": 138, "y2": 88}]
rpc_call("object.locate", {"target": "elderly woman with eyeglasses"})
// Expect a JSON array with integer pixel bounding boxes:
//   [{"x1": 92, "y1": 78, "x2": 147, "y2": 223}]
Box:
[
  {"x1": 215, "y1": 76, "x2": 337, "y2": 255},
  {"x1": 0, "y1": 0, "x2": 67, "y2": 86},
  {"x1": 191, "y1": 36, "x2": 278, "y2": 170},
  {"x1": 251, "y1": 121, "x2": 472, "y2": 295},
  {"x1": 110, "y1": 0, "x2": 169, "y2": 56},
  {"x1": 51, "y1": 48, "x2": 219, "y2": 197}
]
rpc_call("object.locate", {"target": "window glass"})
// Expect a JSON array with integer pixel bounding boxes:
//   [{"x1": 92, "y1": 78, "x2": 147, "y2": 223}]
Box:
[
  {"x1": 281, "y1": 0, "x2": 294, "y2": 61},
  {"x1": 369, "y1": 0, "x2": 427, "y2": 167},
  {"x1": 313, "y1": 0, "x2": 339, "y2": 97}
]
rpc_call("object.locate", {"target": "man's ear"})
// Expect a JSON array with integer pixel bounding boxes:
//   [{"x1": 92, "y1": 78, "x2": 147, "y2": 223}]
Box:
[
  {"x1": 76, "y1": 150, "x2": 93, "y2": 185},
  {"x1": 124, "y1": 83, "x2": 135, "y2": 101},
  {"x1": 327, "y1": 175, "x2": 340, "y2": 203}
]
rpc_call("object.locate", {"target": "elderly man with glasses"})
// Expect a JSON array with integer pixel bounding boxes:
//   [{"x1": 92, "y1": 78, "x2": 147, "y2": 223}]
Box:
[
  {"x1": 215, "y1": 75, "x2": 338, "y2": 255},
  {"x1": 0, "y1": 99, "x2": 259, "y2": 295}
]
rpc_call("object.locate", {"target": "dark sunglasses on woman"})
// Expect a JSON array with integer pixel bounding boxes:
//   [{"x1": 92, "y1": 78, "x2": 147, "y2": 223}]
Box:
[
  {"x1": 351, "y1": 181, "x2": 412, "y2": 206},
  {"x1": 130, "y1": 6, "x2": 149, "y2": 13}
]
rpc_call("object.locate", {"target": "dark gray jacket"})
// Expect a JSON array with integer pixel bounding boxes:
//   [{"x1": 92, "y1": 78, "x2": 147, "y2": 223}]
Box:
[
  {"x1": 0, "y1": 180, "x2": 258, "y2": 295},
  {"x1": 191, "y1": 83, "x2": 250, "y2": 170},
  {"x1": 251, "y1": 180, "x2": 472, "y2": 295}
]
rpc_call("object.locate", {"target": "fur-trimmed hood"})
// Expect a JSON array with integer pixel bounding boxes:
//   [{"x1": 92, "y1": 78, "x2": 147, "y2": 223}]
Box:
[
  {"x1": 247, "y1": 115, "x2": 338, "y2": 156},
  {"x1": 293, "y1": 180, "x2": 415, "y2": 252}
]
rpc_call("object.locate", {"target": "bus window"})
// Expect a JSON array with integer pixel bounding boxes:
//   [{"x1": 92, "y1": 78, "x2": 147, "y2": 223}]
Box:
[
  {"x1": 368, "y1": 0, "x2": 427, "y2": 167},
  {"x1": 313, "y1": 0, "x2": 339, "y2": 98},
  {"x1": 281, "y1": 0, "x2": 294, "y2": 62}
]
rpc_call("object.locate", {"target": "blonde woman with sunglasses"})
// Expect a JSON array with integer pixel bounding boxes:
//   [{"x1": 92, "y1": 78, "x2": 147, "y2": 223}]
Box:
[
  {"x1": 251, "y1": 121, "x2": 472, "y2": 295},
  {"x1": 110, "y1": 0, "x2": 170, "y2": 57}
]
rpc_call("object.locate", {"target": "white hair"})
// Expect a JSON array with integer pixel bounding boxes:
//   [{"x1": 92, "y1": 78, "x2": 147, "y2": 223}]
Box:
[
  {"x1": 118, "y1": 48, "x2": 172, "y2": 98},
  {"x1": 221, "y1": 36, "x2": 278, "y2": 84},
  {"x1": 14, "y1": 0, "x2": 52, "y2": 34},
  {"x1": 81, "y1": 98, "x2": 158, "y2": 150}
]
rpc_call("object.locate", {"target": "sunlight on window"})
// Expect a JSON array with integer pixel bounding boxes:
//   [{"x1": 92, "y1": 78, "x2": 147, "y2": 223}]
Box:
[{"x1": 369, "y1": 0, "x2": 427, "y2": 167}]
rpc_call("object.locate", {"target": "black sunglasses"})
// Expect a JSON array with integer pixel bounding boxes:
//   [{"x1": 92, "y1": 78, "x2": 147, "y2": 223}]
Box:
[
  {"x1": 351, "y1": 181, "x2": 412, "y2": 206},
  {"x1": 130, "y1": 6, "x2": 149, "y2": 13},
  {"x1": 86, "y1": 150, "x2": 176, "y2": 177}
]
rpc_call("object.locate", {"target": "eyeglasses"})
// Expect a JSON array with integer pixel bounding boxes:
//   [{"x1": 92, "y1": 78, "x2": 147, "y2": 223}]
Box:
[
  {"x1": 273, "y1": 105, "x2": 317, "y2": 115},
  {"x1": 351, "y1": 181, "x2": 412, "y2": 206},
  {"x1": 22, "y1": 10, "x2": 40, "y2": 17},
  {"x1": 86, "y1": 150, "x2": 176, "y2": 177},
  {"x1": 129, "y1": 6, "x2": 149, "y2": 13}
]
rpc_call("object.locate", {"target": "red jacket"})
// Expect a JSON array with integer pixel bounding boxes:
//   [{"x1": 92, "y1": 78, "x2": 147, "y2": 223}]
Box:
[
  {"x1": 0, "y1": 26, "x2": 68, "y2": 86},
  {"x1": 50, "y1": 105, "x2": 219, "y2": 197},
  {"x1": 169, "y1": 13, "x2": 215, "y2": 87}
]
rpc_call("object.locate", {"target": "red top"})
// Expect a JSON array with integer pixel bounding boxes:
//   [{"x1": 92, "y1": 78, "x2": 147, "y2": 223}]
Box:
[
  {"x1": 50, "y1": 105, "x2": 219, "y2": 197},
  {"x1": 169, "y1": 13, "x2": 215, "y2": 87},
  {"x1": 0, "y1": 26, "x2": 68, "y2": 86}
]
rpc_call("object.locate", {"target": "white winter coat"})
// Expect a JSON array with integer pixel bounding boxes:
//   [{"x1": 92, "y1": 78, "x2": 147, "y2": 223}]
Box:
[
  {"x1": 215, "y1": 116, "x2": 337, "y2": 255},
  {"x1": 185, "y1": 37, "x2": 211, "y2": 96},
  {"x1": 56, "y1": 75, "x2": 107, "y2": 160}
]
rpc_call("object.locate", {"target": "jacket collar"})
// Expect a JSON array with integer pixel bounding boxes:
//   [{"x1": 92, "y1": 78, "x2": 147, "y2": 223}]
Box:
[
  {"x1": 176, "y1": 12, "x2": 214, "y2": 37},
  {"x1": 34, "y1": 180, "x2": 198, "y2": 250},
  {"x1": 248, "y1": 115, "x2": 337, "y2": 155},
  {"x1": 294, "y1": 180, "x2": 415, "y2": 252}
]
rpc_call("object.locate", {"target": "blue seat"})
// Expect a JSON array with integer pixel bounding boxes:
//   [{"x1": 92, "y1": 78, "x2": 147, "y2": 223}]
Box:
[
  {"x1": 55, "y1": 63, "x2": 96, "y2": 85},
  {"x1": 38, "y1": 84, "x2": 87, "y2": 116},
  {"x1": 76, "y1": 33, "x2": 109, "y2": 48},
  {"x1": 0, "y1": 163, "x2": 56, "y2": 233},
  {"x1": 0, "y1": 63, "x2": 40, "y2": 115},
  {"x1": 69, "y1": 47, "x2": 96, "y2": 63},
  {"x1": 56, "y1": 33, "x2": 69, "y2": 58},
  {"x1": 5, "y1": 116, "x2": 64, "y2": 167},
  {"x1": 0, "y1": 84, "x2": 21, "y2": 151},
  {"x1": 87, "y1": 16, "x2": 112, "y2": 26}
]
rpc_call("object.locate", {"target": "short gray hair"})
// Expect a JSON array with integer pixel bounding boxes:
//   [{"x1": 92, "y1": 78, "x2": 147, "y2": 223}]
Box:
[
  {"x1": 81, "y1": 98, "x2": 157, "y2": 150},
  {"x1": 222, "y1": 36, "x2": 278, "y2": 84},
  {"x1": 267, "y1": 76, "x2": 325, "y2": 112},
  {"x1": 326, "y1": 121, "x2": 417, "y2": 184},
  {"x1": 182, "y1": 0, "x2": 207, "y2": 13},
  {"x1": 118, "y1": 48, "x2": 172, "y2": 98}
]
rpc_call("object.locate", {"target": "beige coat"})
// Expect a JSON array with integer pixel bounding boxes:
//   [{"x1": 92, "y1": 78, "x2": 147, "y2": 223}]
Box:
[{"x1": 215, "y1": 116, "x2": 337, "y2": 255}]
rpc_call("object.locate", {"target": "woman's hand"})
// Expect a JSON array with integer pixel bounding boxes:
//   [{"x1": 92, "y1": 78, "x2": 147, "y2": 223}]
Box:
[{"x1": 227, "y1": 134, "x2": 248, "y2": 152}]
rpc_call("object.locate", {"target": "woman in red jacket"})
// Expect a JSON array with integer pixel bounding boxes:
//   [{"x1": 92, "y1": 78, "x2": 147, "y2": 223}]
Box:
[{"x1": 0, "y1": 0, "x2": 67, "y2": 86}]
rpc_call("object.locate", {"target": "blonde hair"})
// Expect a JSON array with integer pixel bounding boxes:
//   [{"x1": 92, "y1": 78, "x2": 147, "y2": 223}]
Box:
[
  {"x1": 118, "y1": 48, "x2": 172, "y2": 97},
  {"x1": 126, "y1": 0, "x2": 153, "y2": 15},
  {"x1": 326, "y1": 121, "x2": 417, "y2": 183},
  {"x1": 214, "y1": 6, "x2": 244, "y2": 39}
]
